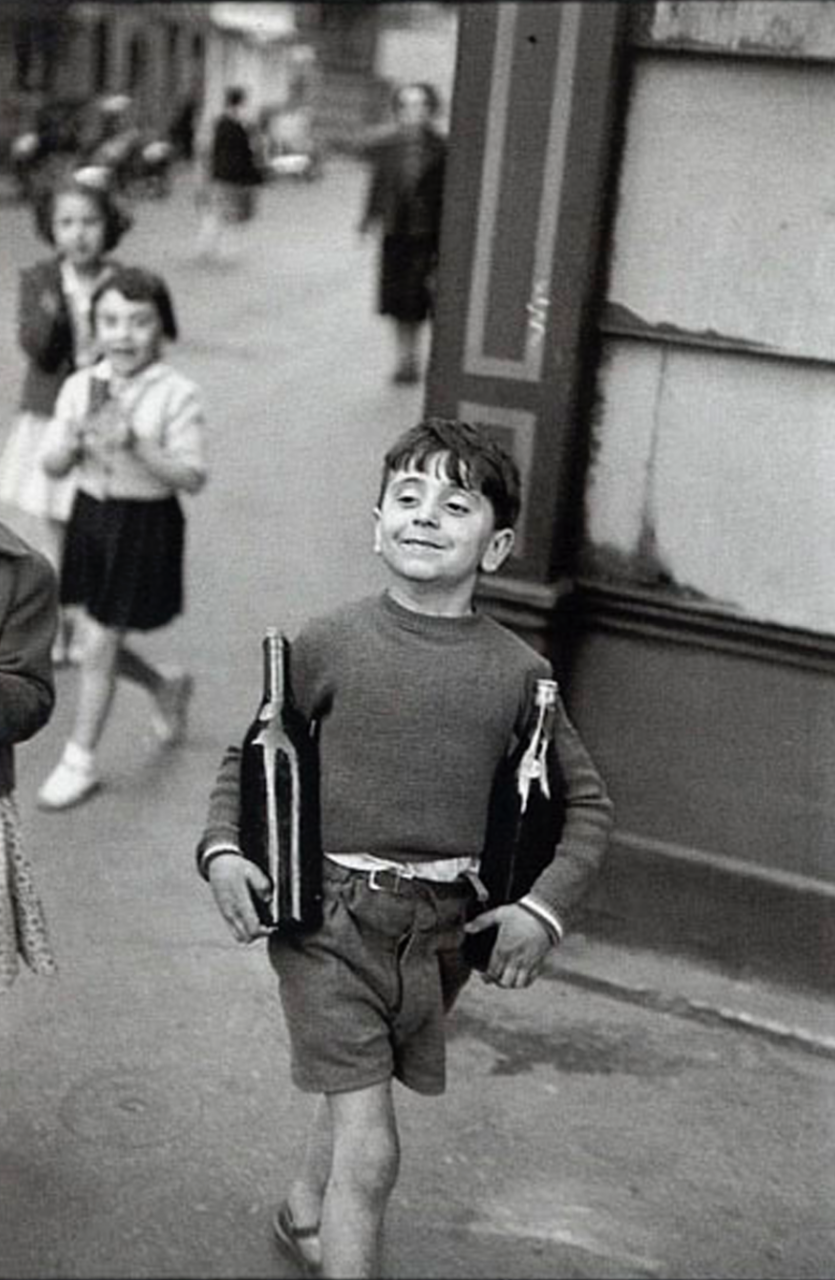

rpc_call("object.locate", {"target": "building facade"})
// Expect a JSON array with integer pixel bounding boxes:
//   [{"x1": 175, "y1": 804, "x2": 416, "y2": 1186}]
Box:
[
  {"x1": 429, "y1": 1, "x2": 835, "y2": 988},
  {"x1": 0, "y1": 0, "x2": 208, "y2": 154}
]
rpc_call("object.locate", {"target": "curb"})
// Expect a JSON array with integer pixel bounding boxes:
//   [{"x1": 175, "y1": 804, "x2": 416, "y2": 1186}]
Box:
[{"x1": 550, "y1": 965, "x2": 835, "y2": 1062}]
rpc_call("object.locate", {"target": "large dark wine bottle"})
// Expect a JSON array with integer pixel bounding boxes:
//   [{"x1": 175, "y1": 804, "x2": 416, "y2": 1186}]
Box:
[
  {"x1": 238, "y1": 628, "x2": 322, "y2": 931},
  {"x1": 463, "y1": 678, "x2": 566, "y2": 970}
]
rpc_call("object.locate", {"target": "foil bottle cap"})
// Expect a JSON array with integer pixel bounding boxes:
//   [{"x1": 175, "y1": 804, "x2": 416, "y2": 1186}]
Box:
[{"x1": 534, "y1": 678, "x2": 558, "y2": 708}]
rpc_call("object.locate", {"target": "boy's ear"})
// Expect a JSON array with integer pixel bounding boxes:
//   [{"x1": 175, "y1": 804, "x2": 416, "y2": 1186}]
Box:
[
  {"x1": 480, "y1": 527, "x2": 515, "y2": 574},
  {"x1": 373, "y1": 506, "x2": 382, "y2": 554}
]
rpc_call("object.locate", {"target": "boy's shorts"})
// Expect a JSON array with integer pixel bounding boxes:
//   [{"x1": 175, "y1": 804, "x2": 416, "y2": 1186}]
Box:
[{"x1": 268, "y1": 861, "x2": 474, "y2": 1096}]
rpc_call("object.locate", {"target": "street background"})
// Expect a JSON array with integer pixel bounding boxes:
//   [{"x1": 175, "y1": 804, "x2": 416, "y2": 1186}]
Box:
[{"x1": 1, "y1": 162, "x2": 834, "y2": 1280}]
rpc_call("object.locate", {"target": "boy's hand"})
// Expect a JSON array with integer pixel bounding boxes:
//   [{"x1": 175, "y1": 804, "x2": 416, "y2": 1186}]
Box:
[
  {"x1": 464, "y1": 903, "x2": 554, "y2": 988},
  {"x1": 208, "y1": 854, "x2": 274, "y2": 943}
]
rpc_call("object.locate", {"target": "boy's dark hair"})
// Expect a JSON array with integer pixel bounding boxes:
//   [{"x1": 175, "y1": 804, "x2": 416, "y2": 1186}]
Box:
[
  {"x1": 91, "y1": 265, "x2": 178, "y2": 340},
  {"x1": 379, "y1": 418, "x2": 521, "y2": 530},
  {"x1": 33, "y1": 173, "x2": 133, "y2": 252}
]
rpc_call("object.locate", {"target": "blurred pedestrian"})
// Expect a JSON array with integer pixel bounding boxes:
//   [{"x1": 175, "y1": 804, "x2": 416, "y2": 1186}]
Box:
[
  {"x1": 0, "y1": 520, "x2": 58, "y2": 988},
  {"x1": 196, "y1": 419, "x2": 612, "y2": 1277},
  {"x1": 358, "y1": 83, "x2": 447, "y2": 385},
  {"x1": 169, "y1": 92, "x2": 200, "y2": 162},
  {"x1": 0, "y1": 173, "x2": 132, "y2": 664},
  {"x1": 196, "y1": 86, "x2": 264, "y2": 261},
  {"x1": 36, "y1": 266, "x2": 208, "y2": 812}
]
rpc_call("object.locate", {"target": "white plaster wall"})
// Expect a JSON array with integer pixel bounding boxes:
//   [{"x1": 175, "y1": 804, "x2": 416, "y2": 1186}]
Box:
[
  {"x1": 585, "y1": 51, "x2": 835, "y2": 635},
  {"x1": 374, "y1": 9, "x2": 458, "y2": 128},
  {"x1": 608, "y1": 59, "x2": 835, "y2": 361},
  {"x1": 587, "y1": 342, "x2": 835, "y2": 634}
]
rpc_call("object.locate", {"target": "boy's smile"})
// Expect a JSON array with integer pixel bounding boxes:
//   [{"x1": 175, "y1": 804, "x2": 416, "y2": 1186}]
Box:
[{"x1": 374, "y1": 455, "x2": 514, "y2": 615}]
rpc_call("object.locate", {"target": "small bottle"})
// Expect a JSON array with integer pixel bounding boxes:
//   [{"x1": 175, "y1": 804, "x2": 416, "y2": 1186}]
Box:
[
  {"x1": 238, "y1": 628, "x2": 322, "y2": 931},
  {"x1": 464, "y1": 677, "x2": 565, "y2": 970}
]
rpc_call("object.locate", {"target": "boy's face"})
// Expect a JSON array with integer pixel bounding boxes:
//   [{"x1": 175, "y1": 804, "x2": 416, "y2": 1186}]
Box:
[
  {"x1": 374, "y1": 453, "x2": 514, "y2": 610},
  {"x1": 95, "y1": 288, "x2": 162, "y2": 378}
]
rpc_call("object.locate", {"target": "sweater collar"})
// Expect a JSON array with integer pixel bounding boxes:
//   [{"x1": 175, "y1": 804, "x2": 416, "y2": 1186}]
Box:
[{"x1": 378, "y1": 589, "x2": 483, "y2": 641}]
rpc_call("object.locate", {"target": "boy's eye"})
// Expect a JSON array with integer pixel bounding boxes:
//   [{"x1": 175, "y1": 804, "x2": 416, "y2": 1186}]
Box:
[{"x1": 445, "y1": 496, "x2": 474, "y2": 515}]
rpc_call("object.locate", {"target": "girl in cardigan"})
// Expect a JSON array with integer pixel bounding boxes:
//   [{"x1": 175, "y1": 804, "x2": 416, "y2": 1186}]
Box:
[
  {"x1": 36, "y1": 266, "x2": 208, "y2": 811},
  {"x1": 0, "y1": 174, "x2": 132, "y2": 662}
]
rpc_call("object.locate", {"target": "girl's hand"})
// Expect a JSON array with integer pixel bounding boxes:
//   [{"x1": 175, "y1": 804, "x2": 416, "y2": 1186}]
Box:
[{"x1": 464, "y1": 903, "x2": 554, "y2": 988}]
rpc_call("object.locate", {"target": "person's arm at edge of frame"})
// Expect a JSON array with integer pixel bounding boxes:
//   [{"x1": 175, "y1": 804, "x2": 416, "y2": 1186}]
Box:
[
  {"x1": 464, "y1": 691, "x2": 614, "y2": 989},
  {"x1": 194, "y1": 744, "x2": 273, "y2": 943},
  {"x1": 0, "y1": 544, "x2": 58, "y2": 746}
]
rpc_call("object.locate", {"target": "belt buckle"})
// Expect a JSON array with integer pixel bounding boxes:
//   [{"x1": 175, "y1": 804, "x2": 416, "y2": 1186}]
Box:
[
  {"x1": 367, "y1": 866, "x2": 412, "y2": 893},
  {"x1": 367, "y1": 866, "x2": 388, "y2": 892}
]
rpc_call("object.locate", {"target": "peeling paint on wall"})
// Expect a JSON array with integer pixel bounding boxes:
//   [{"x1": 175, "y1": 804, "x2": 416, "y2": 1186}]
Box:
[{"x1": 648, "y1": 2, "x2": 835, "y2": 60}]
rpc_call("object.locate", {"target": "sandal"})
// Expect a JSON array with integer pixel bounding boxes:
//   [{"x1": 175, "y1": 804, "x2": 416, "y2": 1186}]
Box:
[{"x1": 272, "y1": 1199, "x2": 322, "y2": 1277}]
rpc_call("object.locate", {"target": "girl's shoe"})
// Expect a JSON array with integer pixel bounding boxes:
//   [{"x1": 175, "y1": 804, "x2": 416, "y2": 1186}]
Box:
[
  {"x1": 37, "y1": 745, "x2": 100, "y2": 811},
  {"x1": 151, "y1": 673, "x2": 194, "y2": 745}
]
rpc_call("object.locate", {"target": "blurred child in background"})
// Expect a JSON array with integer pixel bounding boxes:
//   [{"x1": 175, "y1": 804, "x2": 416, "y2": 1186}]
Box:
[
  {"x1": 37, "y1": 266, "x2": 208, "y2": 811},
  {"x1": 0, "y1": 174, "x2": 132, "y2": 663}
]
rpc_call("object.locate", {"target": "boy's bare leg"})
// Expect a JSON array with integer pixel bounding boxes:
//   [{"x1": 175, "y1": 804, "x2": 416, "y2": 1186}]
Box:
[
  {"x1": 320, "y1": 1080, "x2": 400, "y2": 1278},
  {"x1": 285, "y1": 1096, "x2": 332, "y2": 1270}
]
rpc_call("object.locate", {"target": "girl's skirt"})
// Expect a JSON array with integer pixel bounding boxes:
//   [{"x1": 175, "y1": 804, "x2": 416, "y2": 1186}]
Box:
[
  {"x1": 0, "y1": 793, "x2": 56, "y2": 989},
  {"x1": 61, "y1": 491, "x2": 185, "y2": 631},
  {"x1": 0, "y1": 411, "x2": 77, "y2": 523}
]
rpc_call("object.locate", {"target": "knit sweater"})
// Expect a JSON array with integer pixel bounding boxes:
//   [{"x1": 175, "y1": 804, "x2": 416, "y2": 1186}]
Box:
[{"x1": 198, "y1": 592, "x2": 614, "y2": 922}]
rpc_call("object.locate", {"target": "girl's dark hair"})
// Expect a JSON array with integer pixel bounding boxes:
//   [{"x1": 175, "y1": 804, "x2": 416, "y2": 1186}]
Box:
[
  {"x1": 392, "y1": 81, "x2": 442, "y2": 119},
  {"x1": 33, "y1": 173, "x2": 133, "y2": 251},
  {"x1": 91, "y1": 265, "x2": 178, "y2": 340},
  {"x1": 379, "y1": 417, "x2": 521, "y2": 530}
]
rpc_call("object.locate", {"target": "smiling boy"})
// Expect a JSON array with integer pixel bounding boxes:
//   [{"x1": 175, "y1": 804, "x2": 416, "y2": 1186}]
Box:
[{"x1": 197, "y1": 418, "x2": 613, "y2": 1278}]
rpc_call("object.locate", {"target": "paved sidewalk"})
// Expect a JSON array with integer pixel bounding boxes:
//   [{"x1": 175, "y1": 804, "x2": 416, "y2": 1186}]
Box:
[{"x1": 551, "y1": 933, "x2": 835, "y2": 1060}]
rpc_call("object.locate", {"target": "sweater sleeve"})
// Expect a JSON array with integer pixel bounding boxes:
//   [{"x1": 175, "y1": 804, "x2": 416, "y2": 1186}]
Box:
[
  {"x1": 195, "y1": 744, "x2": 243, "y2": 877},
  {"x1": 0, "y1": 548, "x2": 57, "y2": 748},
  {"x1": 523, "y1": 694, "x2": 614, "y2": 927}
]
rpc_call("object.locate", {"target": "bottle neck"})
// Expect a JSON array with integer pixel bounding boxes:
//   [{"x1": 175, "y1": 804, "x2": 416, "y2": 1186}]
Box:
[{"x1": 261, "y1": 629, "x2": 288, "y2": 712}]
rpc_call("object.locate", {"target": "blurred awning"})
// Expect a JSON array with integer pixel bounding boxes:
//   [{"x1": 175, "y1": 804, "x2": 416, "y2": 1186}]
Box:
[{"x1": 209, "y1": 4, "x2": 297, "y2": 44}]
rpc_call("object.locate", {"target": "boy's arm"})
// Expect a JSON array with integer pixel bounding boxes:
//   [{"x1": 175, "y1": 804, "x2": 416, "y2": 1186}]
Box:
[
  {"x1": 195, "y1": 744, "x2": 273, "y2": 943},
  {"x1": 465, "y1": 694, "x2": 614, "y2": 989},
  {"x1": 0, "y1": 545, "x2": 57, "y2": 746},
  {"x1": 522, "y1": 695, "x2": 614, "y2": 926},
  {"x1": 195, "y1": 744, "x2": 244, "y2": 876}
]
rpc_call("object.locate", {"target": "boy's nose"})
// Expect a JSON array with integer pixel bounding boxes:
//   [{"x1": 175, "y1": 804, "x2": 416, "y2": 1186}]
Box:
[{"x1": 413, "y1": 500, "x2": 440, "y2": 525}]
